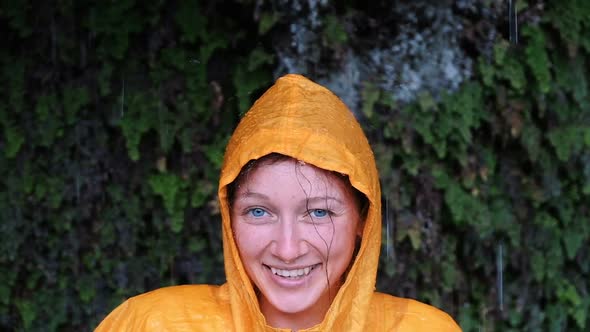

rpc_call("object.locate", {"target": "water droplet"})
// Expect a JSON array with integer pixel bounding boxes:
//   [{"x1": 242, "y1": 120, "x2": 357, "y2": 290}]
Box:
[
  {"x1": 509, "y1": 0, "x2": 518, "y2": 45},
  {"x1": 76, "y1": 171, "x2": 80, "y2": 203},
  {"x1": 120, "y1": 77, "x2": 125, "y2": 117},
  {"x1": 385, "y1": 196, "x2": 394, "y2": 261},
  {"x1": 496, "y1": 242, "x2": 504, "y2": 312}
]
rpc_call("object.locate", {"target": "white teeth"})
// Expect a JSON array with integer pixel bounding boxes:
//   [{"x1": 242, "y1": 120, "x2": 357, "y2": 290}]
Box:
[{"x1": 269, "y1": 265, "x2": 315, "y2": 278}]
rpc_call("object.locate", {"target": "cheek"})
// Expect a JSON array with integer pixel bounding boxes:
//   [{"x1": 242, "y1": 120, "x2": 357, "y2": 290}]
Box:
[
  {"x1": 233, "y1": 223, "x2": 250, "y2": 252},
  {"x1": 308, "y1": 221, "x2": 358, "y2": 255},
  {"x1": 233, "y1": 223, "x2": 266, "y2": 259},
  {"x1": 333, "y1": 221, "x2": 360, "y2": 255}
]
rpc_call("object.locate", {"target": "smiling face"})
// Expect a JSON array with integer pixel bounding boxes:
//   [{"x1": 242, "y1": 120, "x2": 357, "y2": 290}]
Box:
[{"x1": 230, "y1": 157, "x2": 362, "y2": 329}]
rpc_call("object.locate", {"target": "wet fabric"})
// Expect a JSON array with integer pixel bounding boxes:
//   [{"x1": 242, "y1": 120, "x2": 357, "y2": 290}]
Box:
[{"x1": 95, "y1": 74, "x2": 462, "y2": 331}]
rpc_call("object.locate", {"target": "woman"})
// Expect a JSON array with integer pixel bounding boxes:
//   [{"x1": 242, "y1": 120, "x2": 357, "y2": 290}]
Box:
[{"x1": 95, "y1": 74, "x2": 461, "y2": 331}]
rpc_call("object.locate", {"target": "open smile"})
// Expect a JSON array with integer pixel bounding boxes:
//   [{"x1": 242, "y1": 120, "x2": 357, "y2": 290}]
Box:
[{"x1": 263, "y1": 263, "x2": 322, "y2": 279}]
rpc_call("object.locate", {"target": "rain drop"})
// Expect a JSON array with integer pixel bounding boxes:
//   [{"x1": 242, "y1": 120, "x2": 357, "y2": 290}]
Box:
[
  {"x1": 496, "y1": 242, "x2": 504, "y2": 312},
  {"x1": 509, "y1": 0, "x2": 518, "y2": 45},
  {"x1": 385, "y1": 196, "x2": 394, "y2": 261}
]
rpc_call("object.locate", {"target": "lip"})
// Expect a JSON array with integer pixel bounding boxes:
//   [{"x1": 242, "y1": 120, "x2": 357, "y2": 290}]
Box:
[{"x1": 263, "y1": 263, "x2": 321, "y2": 288}]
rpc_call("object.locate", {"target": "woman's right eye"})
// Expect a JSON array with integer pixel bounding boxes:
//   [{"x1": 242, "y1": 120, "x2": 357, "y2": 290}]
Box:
[{"x1": 248, "y1": 207, "x2": 267, "y2": 217}]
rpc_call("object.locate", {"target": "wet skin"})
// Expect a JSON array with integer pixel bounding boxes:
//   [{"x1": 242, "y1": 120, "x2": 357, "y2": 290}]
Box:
[{"x1": 231, "y1": 159, "x2": 362, "y2": 330}]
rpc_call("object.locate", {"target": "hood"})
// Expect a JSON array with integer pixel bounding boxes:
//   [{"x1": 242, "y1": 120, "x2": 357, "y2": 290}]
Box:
[{"x1": 218, "y1": 74, "x2": 382, "y2": 331}]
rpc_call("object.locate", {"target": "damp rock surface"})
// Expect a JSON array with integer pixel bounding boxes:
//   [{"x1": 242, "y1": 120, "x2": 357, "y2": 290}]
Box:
[{"x1": 269, "y1": 1, "x2": 498, "y2": 113}]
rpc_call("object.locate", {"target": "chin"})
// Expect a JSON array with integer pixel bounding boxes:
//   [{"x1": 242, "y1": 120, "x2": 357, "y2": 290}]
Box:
[{"x1": 265, "y1": 291, "x2": 323, "y2": 315}]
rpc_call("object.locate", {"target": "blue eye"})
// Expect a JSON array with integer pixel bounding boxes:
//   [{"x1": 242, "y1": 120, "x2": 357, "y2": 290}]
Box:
[
  {"x1": 249, "y1": 208, "x2": 267, "y2": 217},
  {"x1": 310, "y1": 209, "x2": 328, "y2": 218}
]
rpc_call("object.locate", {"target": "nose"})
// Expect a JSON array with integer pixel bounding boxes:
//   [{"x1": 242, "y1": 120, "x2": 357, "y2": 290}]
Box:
[{"x1": 270, "y1": 217, "x2": 307, "y2": 263}]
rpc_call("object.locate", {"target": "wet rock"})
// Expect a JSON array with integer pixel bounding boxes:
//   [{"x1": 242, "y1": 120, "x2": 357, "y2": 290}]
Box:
[{"x1": 269, "y1": 1, "x2": 495, "y2": 114}]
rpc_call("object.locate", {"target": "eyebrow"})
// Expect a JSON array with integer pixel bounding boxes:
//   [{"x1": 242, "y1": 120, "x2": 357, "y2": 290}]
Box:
[
  {"x1": 237, "y1": 191, "x2": 343, "y2": 204},
  {"x1": 238, "y1": 191, "x2": 269, "y2": 200},
  {"x1": 305, "y1": 196, "x2": 344, "y2": 204}
]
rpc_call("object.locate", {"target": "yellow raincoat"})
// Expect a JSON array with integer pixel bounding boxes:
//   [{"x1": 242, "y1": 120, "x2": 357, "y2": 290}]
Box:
[{"x1": 95, "y1": 74, "x2": 461, "y2": 331}]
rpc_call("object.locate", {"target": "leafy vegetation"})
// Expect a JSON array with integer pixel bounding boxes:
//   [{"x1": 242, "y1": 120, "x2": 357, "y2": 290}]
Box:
[{"x1": 0, "y1": 1, "x2": 588, "y2": 331}]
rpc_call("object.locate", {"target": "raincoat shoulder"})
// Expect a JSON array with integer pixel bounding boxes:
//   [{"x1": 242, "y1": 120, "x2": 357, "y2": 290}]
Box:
[
  {"x1": 94, "y1": 285, "x2": 233, "y2": 331},
  {"x1": 365, "y1": 292, "x2": 462, "y2": 331}
]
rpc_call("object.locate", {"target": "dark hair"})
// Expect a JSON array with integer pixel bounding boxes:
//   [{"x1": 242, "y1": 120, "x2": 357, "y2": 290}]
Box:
[{"x1": 226, "y1": 153, "x2": 369, "y2": 221}]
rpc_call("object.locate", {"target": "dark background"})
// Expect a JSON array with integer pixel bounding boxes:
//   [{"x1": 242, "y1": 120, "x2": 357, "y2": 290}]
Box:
[{"x1": 1, "y1": 1, "x2": 589, "y2": 331}]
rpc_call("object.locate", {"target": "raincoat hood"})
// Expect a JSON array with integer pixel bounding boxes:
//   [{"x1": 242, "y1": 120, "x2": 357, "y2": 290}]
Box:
[{"x1": 218, "y1": 74, "x2": 381, "y2": 331}]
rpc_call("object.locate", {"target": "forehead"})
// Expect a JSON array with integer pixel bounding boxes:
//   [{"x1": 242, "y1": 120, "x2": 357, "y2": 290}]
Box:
[{"x1": 236, "y1": 159, "x2": 350, "y2": 197}]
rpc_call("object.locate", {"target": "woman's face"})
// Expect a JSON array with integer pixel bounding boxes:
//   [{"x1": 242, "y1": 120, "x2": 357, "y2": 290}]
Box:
[{"x1": 231, "y1": 158, "x2": 362, "y2": 326}]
